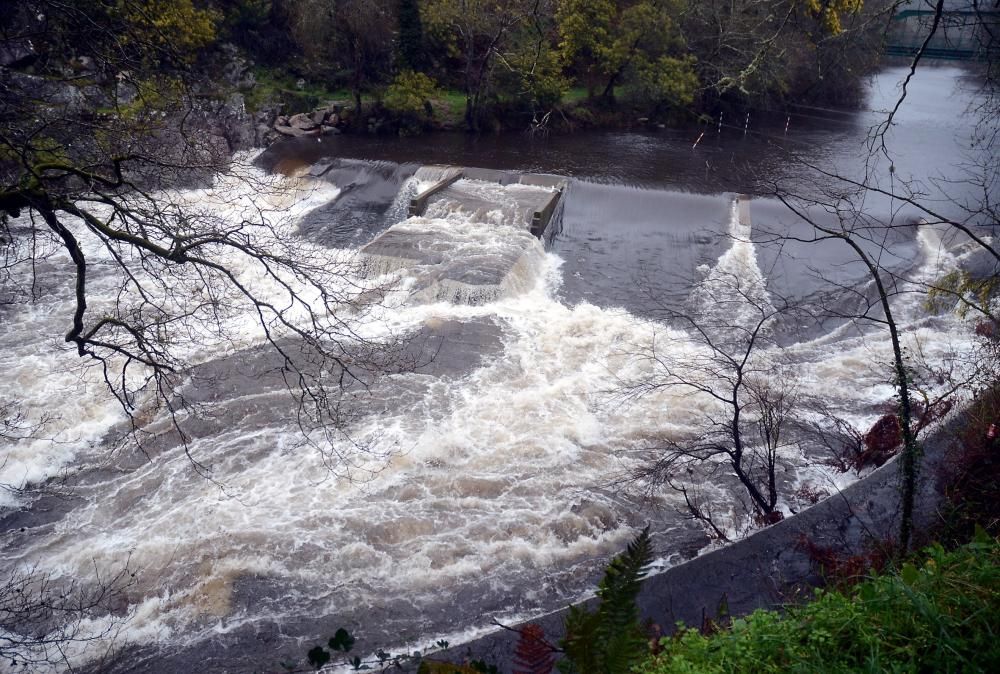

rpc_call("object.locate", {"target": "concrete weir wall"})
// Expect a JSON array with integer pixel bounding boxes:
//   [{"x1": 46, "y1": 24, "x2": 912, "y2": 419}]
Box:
[
  {"x1": 429, "y1": 410, "x2": 960, "y2": 670},
  {"x1": 359, "y1": 165, "x2": 568, "y2": 305}
]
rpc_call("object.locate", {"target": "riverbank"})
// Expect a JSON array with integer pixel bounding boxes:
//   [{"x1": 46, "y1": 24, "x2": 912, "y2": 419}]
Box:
[
  {"x1": 402, "y1": 384, "x2": 1000, "y2": 673},
  {"x1": 248, "y1": 84, "x2": 706, "y2": 146}
]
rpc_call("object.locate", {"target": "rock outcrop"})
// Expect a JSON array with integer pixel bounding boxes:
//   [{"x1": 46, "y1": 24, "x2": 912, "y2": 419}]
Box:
[{"x1": 271, "y1": 101, "x2": 346, "y2": 140}]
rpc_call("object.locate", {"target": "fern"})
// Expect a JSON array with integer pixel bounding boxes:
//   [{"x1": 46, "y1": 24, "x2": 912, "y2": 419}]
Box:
[
  {"x1": 596, "y1": 526, "x2": 653, "y2": 634},
  {"x1": 560, "y1": 526, "x2": 654, "y2": 674},
  {"x1": 513, "y1": 623, "x2": 555, "y2": 674}
]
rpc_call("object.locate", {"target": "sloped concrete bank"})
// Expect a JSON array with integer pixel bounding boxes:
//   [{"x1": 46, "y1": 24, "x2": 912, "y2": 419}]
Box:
[{"x1": 431, "y1": 409, "x2": 961, "y2": 670}]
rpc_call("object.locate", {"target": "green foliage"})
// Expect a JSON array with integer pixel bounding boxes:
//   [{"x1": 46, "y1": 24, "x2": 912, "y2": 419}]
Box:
[
  {"x1": 800, "y1": 0, "x2": 864, "y2": 35},
  {"x1": 0, "y1": 135, "x2": 69, "y2": 168},
  {"x1": 560, "y1": 526, "x2": 654, "y2": 674},
  {"x1": 306, "y1": 627, "x2": 357, "y2": 670},
  {"x1": 300, "y1": 628, "x2": 465, "y2": 672},
  {"x1": 631, "y1": 55, "x2": 699, "y2": 109},
  {"x1": 926, "y1": 269, "x2": 1000, "y2": 319},
  {"x1": 933, "y1": 385, "x2": 1000, "y2": 546},
  {"x1": 496, "y1": 38, "x2": 569, "y2": 111},
  {"x1": 556, "y1": 0, "x2": 616, "y2": 88},
  {"x1": 470, "y1": 659, "x2": 499, "y2": 674},
  {"x1": 383, "y1": 71, "x2": 442, "y2": 117},
  {"x1": 639, "y1": 537, "x2": 1000, "y2": 674},
  {"x1": 113, "y1": 0, "x2": 220, "y2": 60},
  {"x1": 556, "y1": 0, "x2": 691, "y2": 104},
  {"x1": 221, "y1": 0, "x2": 272, "y2": 34}
]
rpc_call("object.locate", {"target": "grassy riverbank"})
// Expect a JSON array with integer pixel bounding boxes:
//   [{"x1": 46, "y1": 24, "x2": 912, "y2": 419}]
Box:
[{"x1": 638, "y1": 535, "x2": 999, "y2": 674}]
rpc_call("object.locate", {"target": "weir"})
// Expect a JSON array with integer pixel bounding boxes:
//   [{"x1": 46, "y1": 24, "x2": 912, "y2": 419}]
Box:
[{"x1": 360, "y1": 165, "x2": 568, "y2": 304}]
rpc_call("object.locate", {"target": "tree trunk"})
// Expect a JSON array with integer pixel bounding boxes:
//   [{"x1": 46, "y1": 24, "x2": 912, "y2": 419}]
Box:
[
  {"x1": 838, "y1": 235, "x2": 920, "y2": 552},
  {"x1": 352, "y1": 40, "x2": 364, "y2": 116}
]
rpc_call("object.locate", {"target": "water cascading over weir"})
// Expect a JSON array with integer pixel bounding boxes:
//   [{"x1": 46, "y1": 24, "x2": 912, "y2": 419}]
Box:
[{"x1": 353, "y1": 166, "x2": 567, "y2": 304}]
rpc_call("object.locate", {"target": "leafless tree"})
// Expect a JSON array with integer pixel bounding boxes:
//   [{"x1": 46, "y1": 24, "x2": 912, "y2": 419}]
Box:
[
  {"x1": 615, "y1": 265, "x2": 805, "y2": 540},
  {"x1": 1, "y1": 2, "x2": 410, "y2": 473},
  {"x1": 681, "y1": 0, "x2": 896, "y2": 106},
  {"x1": 424, "y1": 0, "x2": 530, "y2": 130},
  {"x1": 286, "y1": 0, "x2": 396, "y2": 114},
  {"x1": 759, "y1": 0, "x2": 999, "y2": 551},
  {"x1": 1, "y1": 4, "x2": 418, "y2": 667},
  {"x1": 1, "y1": 559, "x2": 138, "y2": 672}
]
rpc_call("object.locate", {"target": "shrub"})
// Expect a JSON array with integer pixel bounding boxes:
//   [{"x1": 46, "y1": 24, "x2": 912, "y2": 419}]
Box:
[
  {"x1": 639, "y1": 535, "x2": 1000, "y2": 674},
  {"x1": 935, "y1": 383, "x2": 1000, "y2": 546},
  {"x1": 383, "y1": 71, "x2": 441, "y2": 118}
]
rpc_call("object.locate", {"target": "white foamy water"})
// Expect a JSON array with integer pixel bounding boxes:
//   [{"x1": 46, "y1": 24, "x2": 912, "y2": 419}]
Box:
[{"x1": 0, "y1": 155, "x2": 983, "y2": 672}]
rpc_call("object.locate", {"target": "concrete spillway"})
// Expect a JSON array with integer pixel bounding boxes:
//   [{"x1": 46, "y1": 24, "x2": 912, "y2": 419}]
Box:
[{"x1": 360, "y1": 166, "x2": 566, "y2": 305}]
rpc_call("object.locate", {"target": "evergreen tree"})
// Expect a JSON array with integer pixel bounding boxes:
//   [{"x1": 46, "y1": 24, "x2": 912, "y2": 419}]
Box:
[{"x1": 398, "y1": 0, "x2": 426, "y2": 70}]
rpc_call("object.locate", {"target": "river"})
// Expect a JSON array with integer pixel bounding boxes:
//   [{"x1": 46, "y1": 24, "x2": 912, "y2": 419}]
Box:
[{"x1": 0, "y1": 64, "x2": 994, "y2": 672}]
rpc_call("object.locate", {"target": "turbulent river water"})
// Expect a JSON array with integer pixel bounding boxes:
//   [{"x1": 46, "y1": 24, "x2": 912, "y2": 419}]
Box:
[{"x1": 1, "y1": 65, "x2": 994, "y2": 672}]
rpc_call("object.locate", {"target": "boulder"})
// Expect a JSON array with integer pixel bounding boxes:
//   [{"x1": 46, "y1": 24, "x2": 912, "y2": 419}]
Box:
[
  {"x1": 225, "y1": 92, "x2": 245, "y2": 114},
  {"x1": 310, "y1": 109, "x2": 326, "y2": 126},
  {"x1": 115, "y1": 80, "x2": 138, "y2": 106},
  {"x1": 3, "y1": 71, "x2": 95, "y2": 116},
  {"x1": 254, "y1": 104, "x2": 279, "y2": 128},
  {"x1": 80, "y1": 84, "x2": 111, "y2": 111},
  {"x1": 321, "y1": 100, "x2": 348, "y2": 113},
  {"x1": 288, "y1": 112, "x2": 316, "y2": 131},
  {"x1": 0, "y1": 38, "x2": 37, "y2": 68},
  {"x1": 255, "y1": 123, "x2": 277, "y2": 146},
  {"x1": 220, "y1": 43, "x2": 254, "y2": 89},
  {"x1": 273, "y1": 124, "x2": 312, "y2": 138},
  {"x1": 46, "y1": 80, "x2": 88, "y2": 113},
  {"x1": 319, "y1": 125, "x2": 340, "y2": 136}
]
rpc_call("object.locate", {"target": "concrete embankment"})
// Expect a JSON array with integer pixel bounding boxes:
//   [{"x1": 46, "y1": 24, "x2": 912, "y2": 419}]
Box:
[{"x1": 429, "y1": 407, "x2": 959, "y2": 671}]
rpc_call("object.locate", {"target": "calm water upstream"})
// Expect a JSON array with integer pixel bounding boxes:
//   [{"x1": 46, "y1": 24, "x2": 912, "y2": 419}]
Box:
[{"x1": 0, "y1": 65, "x2": 993, "y2": 672}]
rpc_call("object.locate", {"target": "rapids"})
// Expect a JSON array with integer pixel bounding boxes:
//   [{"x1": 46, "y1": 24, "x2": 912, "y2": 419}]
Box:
[{"x1": 0, "y1": 65, "x2": 994, "y2": 672}]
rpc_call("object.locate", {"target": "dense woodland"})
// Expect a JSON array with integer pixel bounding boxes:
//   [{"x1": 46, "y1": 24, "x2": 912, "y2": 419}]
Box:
[{"x1": 2, "y1": 0, "x2": 888, "y2": 134}]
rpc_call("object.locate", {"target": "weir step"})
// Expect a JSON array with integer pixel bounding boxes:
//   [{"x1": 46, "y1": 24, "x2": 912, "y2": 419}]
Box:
[
  {"x1": 531, "y1": 189, "x2": 564, "y2": 238},
  {"x1": 409, "y1": 167, "x2": 464, "y2": 216},
  {"x1": 362, "y1": 164, "x2": 569, "y2": 305}
]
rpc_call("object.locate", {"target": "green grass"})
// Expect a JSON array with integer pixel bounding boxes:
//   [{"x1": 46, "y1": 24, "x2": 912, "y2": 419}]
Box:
[
  {"x1": 561, "y1": 86, "x2": 590, "y2": 104},
  {"x1": 425, "y1": 86, "x2": 590, "y2": 127},
  {"x1": 245, "y1": 67, "x2": 351, "y2": 113},
  {"x1": 426, "y1": 89, "x2": 467, "y2": 125},
  {"x1": 639, "y1": 534, "x2": 1000, "y2": 674}
]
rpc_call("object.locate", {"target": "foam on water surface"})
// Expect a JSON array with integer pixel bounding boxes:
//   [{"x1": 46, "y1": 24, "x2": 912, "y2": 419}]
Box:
[{"x1": 0, "y1": 151, "x2": 985, "y2": 671}]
